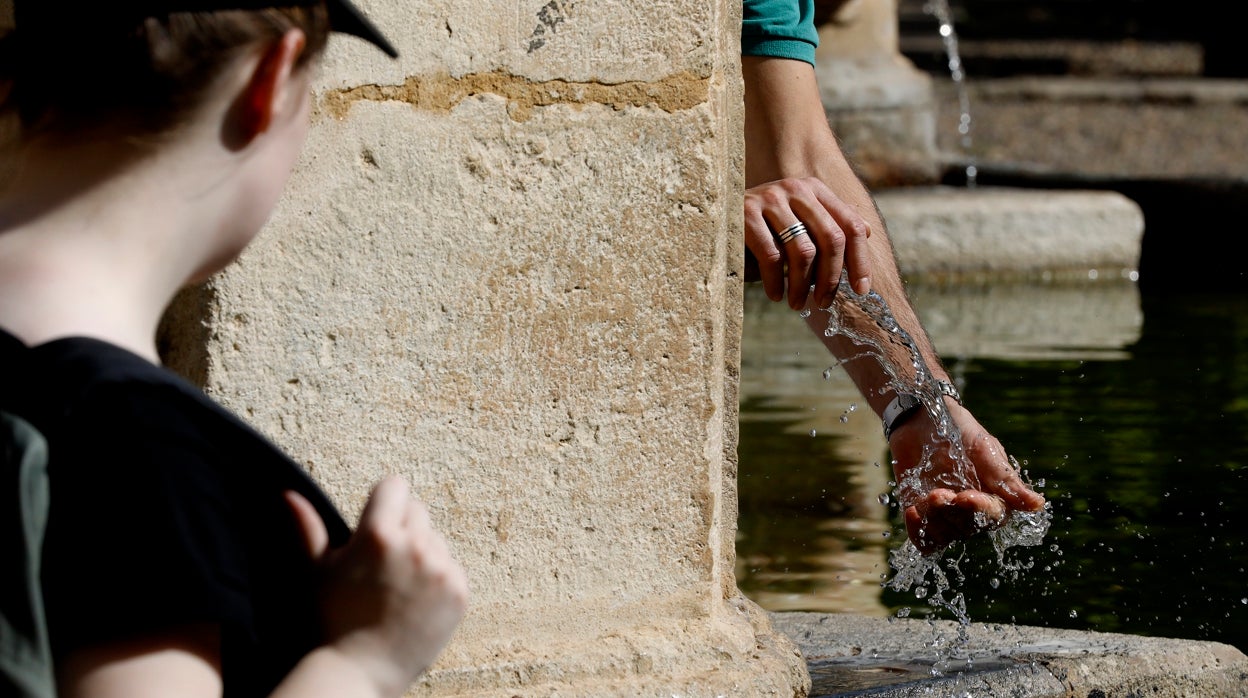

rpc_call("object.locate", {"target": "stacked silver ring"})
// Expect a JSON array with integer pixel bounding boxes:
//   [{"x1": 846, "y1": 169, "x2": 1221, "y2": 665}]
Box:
[{"x1": 774, "y1": 221, "x2": 809, "y2": 245}]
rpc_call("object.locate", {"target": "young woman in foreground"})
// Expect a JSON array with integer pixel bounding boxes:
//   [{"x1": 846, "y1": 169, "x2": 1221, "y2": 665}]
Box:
[{"x1": 0, "y1": 3, "x2": 468, "y2": 696}]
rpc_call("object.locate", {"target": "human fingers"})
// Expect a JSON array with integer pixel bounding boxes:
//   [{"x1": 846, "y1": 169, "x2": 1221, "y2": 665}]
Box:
[
  {"x1": 407, "y1": 511, "x2": 470, "y2": 619},
  {"x1": 753, "y1": 180, "x2": 820, "y2": 309},
  {"x1": 321, "y1": 485, "x2": 468, "y2": 691},
  {"x1": 962, "y1": 428, "x2": 1047, "y2": 513},
  {"x1": 284, "y1": 490, "x2": 330, "y2": 561},
  {"x1": 390, "y1": 499, "x2": 469, "y2": 678},
  {"x1": 906, "y1": 489, "x2": 1007, "y2": 554},
  {"x1": 400, "y1": 497, "x2": 468, "y2": 609},
  {"x1": 785, "y1": 179, "x2": 847, "y2": 309},
  {"x1": 744, "y1": 189, "x2": 787, "y2": 302},
  {"x1": 745, "y1": 179, "x2": 830, "y2": 308},
  {"x1": 399, "y1": 496, "x2": 436, "y2": 553},
  {"x1": 811, "y1": 182, "x2": 872, "y2": 296},
  {"x1": 357, "y1": 474, "x2": 411, "y2": 537},
  {"x1": 777, "y1": 218, "x2": 817, "y2": 310}
]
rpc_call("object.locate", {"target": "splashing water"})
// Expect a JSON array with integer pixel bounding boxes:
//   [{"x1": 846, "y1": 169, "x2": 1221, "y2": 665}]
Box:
[
  {"x1": 818, "y1": 273, "x2": 1052, "y2": 668},
  {"x1": 924, "y1": 0, "x2": 978, "y2": 187}
]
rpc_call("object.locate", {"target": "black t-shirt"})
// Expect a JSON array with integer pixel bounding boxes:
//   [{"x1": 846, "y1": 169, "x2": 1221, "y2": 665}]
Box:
[{"x1": 0, "y1": 328, "x2": 352, "y2": 697}]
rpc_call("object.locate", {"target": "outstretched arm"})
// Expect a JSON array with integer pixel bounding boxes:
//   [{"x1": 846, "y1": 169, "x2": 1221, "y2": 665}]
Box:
[{"x1": 742, "y1": 55, "x2": 1045, "y2": 554}]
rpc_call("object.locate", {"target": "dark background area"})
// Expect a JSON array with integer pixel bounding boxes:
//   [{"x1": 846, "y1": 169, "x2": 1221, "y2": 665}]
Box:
[
  {"x1": 898, "y1": 0, "x2": 1245, "y2": 77},
  {"x1": 892, "y1": 0, "x2": 1248, "y2": 293}
]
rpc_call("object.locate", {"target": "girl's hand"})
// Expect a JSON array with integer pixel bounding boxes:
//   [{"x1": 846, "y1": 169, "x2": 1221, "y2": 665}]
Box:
[{"x1": 285, "y1": 476, "x2": 468, "y2": 696}]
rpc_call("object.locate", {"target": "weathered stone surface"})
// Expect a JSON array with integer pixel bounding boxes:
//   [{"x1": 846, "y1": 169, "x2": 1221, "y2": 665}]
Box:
[
  {"x1": 905, "y1": 280, "x2": 1143, "y2": 362},
  {"x1": 874, "y1": 186, "x2": 1145, "y2": 280},
  {"x1": 317, "y1": 0, "x2": 720, "y2": 87},
  {"x1": 815, "y1": 0, "x2": 942, "y2": 187},
  {"x1": 933, "y1": 77, "x2": 1248, "y2": 180},
  {"x1": 773, "y1": 611, "x2": 1248, "y2": 697},
  {"x1": 818, "y1": 57, "x2": 941, "y2": 186}
]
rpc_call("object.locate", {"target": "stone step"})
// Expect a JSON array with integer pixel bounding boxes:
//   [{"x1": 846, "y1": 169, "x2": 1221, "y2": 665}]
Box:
[
  {"x1": 771, "y1": 611, "x2": 1248, "y2": 697},
  {"x1": 910, "y1": 77, "x2": 1248, "y2": 291},
  {"x1": 872, "y1": 185, "x2": 1144, "y2": 283},
  {"x1": 931, "y1": 77, "x2": 1248, "y2": 181},
  {"x1": 900, "y1": 37, "x2": 1204, "y2": 78}
]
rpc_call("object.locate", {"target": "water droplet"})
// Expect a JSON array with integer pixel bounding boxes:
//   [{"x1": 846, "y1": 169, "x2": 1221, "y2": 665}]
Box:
[
  {"x1": 878, "y1": 493, "x2": 890, "y2": 505},
  {"x1": 809, "y1": 429, "x2": 817, "y2": 438},
  {"x1": 988, "y1": 578, "x2": 1000, "y2": 589},
  {"x1": 915, "y1": 586, "x2": 930, "y2": 599},
  {"x1": 798, "y1": 308, "x2": 811, "y2": 319},
  {"x1": 882, "y1": 531, "x2": 891, "y2": 538},
  {"x1": 822, "y1": 368, "x2": 834, "y2": 380},
  {"x1": 1069, "y1": 610, "x2": 1078, "y2": 619},
  {"x1": 897, "y1": 607, "x2": 911, "y2": 618}
]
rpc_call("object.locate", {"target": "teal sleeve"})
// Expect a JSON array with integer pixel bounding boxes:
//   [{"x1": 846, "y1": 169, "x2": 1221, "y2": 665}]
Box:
[{"x1": 742, "y1": 0, "x2": 819, "y2": 66}]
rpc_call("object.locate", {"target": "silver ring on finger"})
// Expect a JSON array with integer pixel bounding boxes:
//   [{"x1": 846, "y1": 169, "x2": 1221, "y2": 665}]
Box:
[{"x1": 774, "y1": 221, "x2": 809, "y2": 245}]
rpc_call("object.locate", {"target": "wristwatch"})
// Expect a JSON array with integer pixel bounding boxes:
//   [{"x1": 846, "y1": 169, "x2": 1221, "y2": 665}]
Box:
[
  {"x1": 881, "y1": 381, "x2": 962, "y2": 440},
  {"x1": 881, "y1": 393, "x2": 921, "y2": 440}
]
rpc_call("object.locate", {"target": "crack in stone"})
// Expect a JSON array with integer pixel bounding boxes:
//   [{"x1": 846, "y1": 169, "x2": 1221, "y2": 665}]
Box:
[{"x1": 320, "y1": 70, "x2": 709, "y2": 122}]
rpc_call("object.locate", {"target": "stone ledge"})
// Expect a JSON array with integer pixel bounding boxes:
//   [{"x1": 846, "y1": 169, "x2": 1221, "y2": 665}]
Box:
[
  {"x1": 931, "y1": 77, "x2": 1248, "y2": 181},
  {"x1": 874, "y1": 186, "x2": 1144, "y2": 282},
  {"x1": 771, "y1": 611, "x2": 1248, "y2": 697}
]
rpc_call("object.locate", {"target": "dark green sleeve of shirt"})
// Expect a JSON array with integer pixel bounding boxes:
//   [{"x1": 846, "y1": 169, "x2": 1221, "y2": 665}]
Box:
[{"x1": 742, "y1": 0, "x2": 819, "y2": 66}]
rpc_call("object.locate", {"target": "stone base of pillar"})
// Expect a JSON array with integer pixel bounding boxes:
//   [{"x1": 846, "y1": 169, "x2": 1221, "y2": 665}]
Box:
[
  {"x1": 407, "y1": 594, "x2": 810, "y2": 697},
  {"x1": 816, "y1": 55, "x2": 941, "y2": 187}
]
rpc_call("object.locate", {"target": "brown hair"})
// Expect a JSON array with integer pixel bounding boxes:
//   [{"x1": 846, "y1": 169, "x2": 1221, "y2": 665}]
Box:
[{"x1": 0, "y1": 7, "x2": 330, "y2": 144}]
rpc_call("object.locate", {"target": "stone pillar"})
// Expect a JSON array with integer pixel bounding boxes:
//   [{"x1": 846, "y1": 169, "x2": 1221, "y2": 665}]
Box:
[
  {"x1": 814, "y1": 0, "x2": 940, "y2": 186},
  {"x1": 160, "y1": 1, "x2": 808, "y2": 696}
]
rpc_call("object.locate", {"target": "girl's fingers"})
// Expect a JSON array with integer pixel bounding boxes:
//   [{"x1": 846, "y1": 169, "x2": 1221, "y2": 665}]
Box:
[
  {"x1": 284, "y1": 490, "x2": 330, "y2": 561},
  {"x1": 358, "y1": 475, "x2": 411, "y2": 535}
]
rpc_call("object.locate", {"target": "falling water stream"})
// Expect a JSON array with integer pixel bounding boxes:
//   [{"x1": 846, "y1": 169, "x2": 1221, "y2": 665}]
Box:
[
  {"x1": 925, "y1": 0, "x2": 978, "y2": 187},
  {"x1": 817, "y1": 274, "x2": 1052, "y2": 674}
]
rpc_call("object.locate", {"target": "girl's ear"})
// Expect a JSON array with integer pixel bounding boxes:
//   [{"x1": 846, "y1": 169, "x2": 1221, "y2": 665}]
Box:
[{"x1": 227, "y1": 29, "x2": 308, "y2": 148}]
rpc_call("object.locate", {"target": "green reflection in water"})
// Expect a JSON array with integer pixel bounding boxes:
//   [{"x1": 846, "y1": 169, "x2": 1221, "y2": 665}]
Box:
[{"x1": 737, "y1": 285, "x2": 1248, "y2": 653}]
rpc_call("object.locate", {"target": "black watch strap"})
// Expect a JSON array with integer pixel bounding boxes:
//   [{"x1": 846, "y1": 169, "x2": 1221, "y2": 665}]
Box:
[{"x1": 882, "y1": 393, "x2": 922, "y2": 440}]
